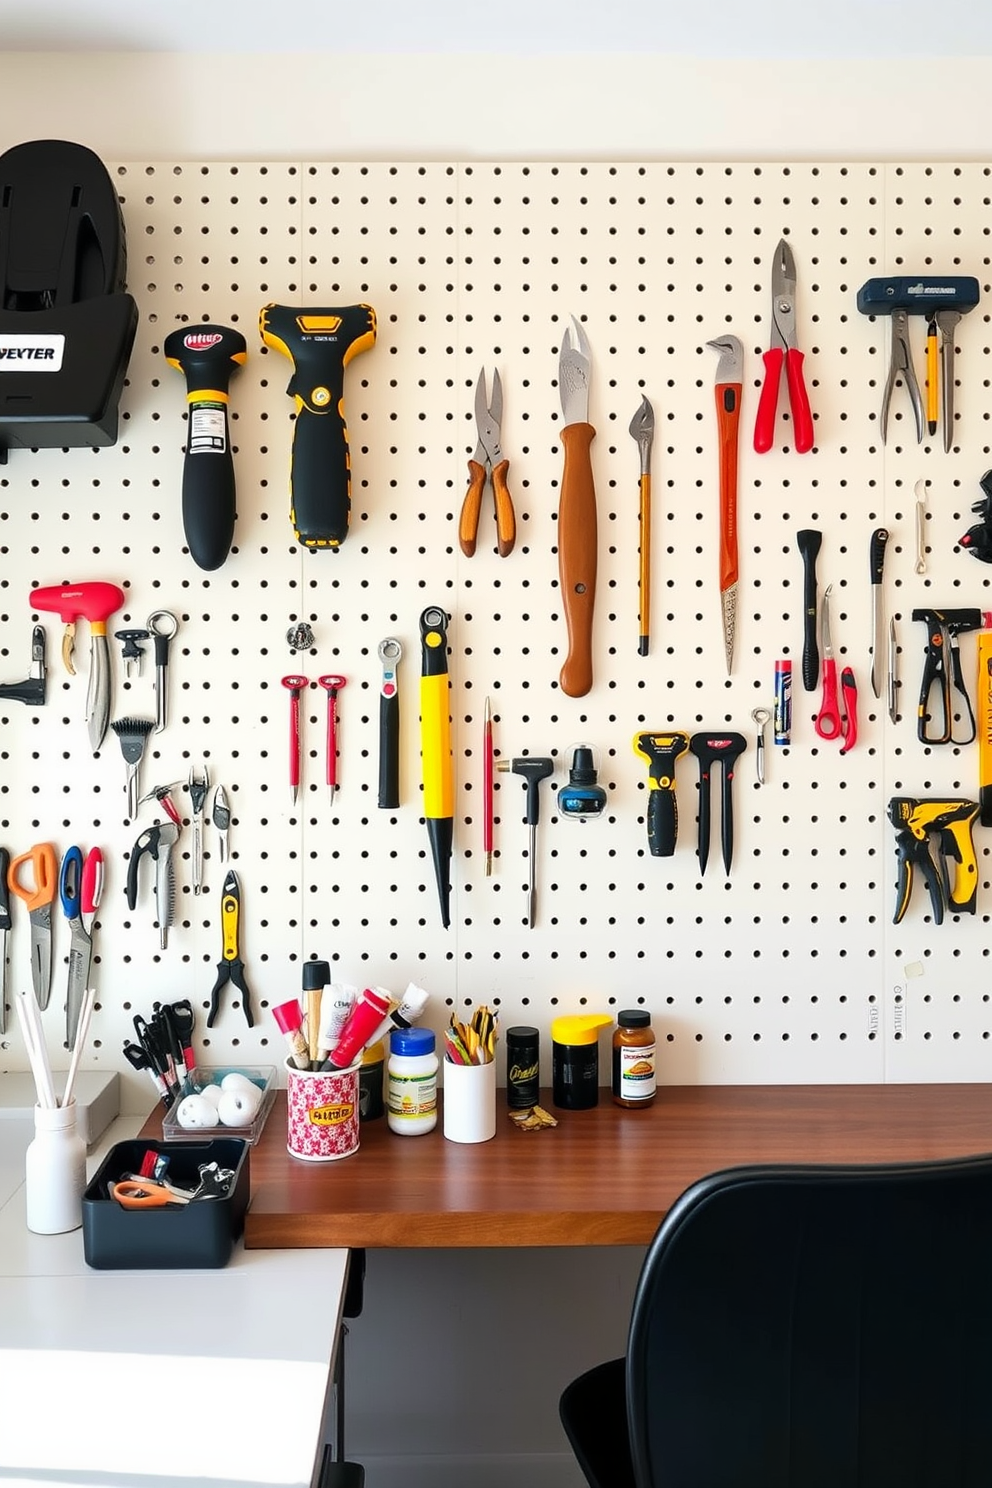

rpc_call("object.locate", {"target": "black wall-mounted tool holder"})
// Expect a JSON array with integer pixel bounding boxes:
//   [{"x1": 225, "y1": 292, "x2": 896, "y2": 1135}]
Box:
[{"x1": 0, "y1": 139, "x2": 138, "y2": 460}]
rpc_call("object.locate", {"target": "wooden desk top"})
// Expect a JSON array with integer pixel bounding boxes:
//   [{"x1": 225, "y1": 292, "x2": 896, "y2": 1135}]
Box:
[{"x1": 241, "y1": 1084, "x2": 992, "y2": 1249}]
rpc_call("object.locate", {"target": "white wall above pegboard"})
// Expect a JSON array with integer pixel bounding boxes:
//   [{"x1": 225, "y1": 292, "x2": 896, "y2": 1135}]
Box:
[{"x1": 1, "y1": 158, "x2": 991, "y2": 1112}]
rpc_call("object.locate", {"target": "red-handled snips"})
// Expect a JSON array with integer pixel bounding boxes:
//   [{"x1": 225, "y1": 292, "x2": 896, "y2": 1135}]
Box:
[{"x1": 814, "y1": 585, "x2": 858, "y2": 754}]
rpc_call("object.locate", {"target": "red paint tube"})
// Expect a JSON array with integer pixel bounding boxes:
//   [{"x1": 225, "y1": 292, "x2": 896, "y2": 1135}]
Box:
[
  {"x1": 328, "y1": 985, "x2": 393, "y2": 1069},
  {"x1": 272, "y1": 999, "x2": 310, "y2": 1070}
]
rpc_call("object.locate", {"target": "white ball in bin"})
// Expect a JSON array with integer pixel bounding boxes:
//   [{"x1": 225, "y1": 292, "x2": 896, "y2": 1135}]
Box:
[
  {"x1": 175, "y1": 1093, "x2": 220, "y2": 1130},
  {"x1": 199, "y1": 1084, "x2": 223, "y2": 1109},
  {"x1": 221, "y1": 1072, "x2": 261, "y2": 1098},
  {"x1": 217, "y1": 1080, "x2": 262, "y2": 1127}
]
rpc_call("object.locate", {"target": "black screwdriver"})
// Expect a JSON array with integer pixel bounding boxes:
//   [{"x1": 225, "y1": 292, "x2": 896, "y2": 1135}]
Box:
[
  {"x1": 497, "y1": 756, "x2": 555, "y2": 928},
  {"x1": 796, "y1": 529, "x2": 822, "y2": 692}
]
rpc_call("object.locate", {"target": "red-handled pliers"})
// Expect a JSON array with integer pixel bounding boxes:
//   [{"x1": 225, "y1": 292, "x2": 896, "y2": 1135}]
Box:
[
  {"x1": 814, "y1": 585, "x2": 858, "y2": 753},
  {"x1": 754, "y1": 237, "x2": 815, "y2": 455}
]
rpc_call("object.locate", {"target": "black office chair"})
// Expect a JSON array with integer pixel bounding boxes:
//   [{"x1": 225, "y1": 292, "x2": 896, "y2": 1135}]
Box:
[{"x1": 560, "y1": 1154, "x2": 992, "y2": 1488}]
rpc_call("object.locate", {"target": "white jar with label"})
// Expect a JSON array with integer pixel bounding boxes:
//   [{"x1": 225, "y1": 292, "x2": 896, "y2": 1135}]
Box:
[{"x1": 387, "y1": 1027, "x2": 438, "y2": 1135}]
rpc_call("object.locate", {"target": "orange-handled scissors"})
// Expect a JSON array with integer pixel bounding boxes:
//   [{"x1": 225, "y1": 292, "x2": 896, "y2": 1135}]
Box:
[
  {"x1": 8, "y1": 843, "x2": 57, "y2": 1009},
  {"x1": 109, "y1": 1178, "x2": 193, "y2": 1209}
]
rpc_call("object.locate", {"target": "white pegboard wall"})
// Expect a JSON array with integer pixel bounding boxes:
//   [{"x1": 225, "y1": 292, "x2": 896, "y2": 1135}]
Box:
[{"x1": 1, "y1": 159, "x2": 991, "y2": 1112}]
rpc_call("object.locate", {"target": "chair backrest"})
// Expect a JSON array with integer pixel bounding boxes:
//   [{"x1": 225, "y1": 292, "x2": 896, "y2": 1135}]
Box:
[{"x1": 626, "y1": 1153, "x2": 992, "y2": 1488}]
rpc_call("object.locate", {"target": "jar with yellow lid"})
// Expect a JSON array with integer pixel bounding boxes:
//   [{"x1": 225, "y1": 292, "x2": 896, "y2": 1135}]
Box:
[{"x1": 551, "y1": 1014, "x2": 612, "y2": 1110}]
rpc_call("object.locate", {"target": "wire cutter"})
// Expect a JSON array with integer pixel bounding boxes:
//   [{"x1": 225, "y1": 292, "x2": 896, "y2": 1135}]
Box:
[
  {"x1": 207, "y1": 868, "x2": 254, "y2": 1028},
  {"x1": 814, "y1": 586, "x2": 858, "y2": 753},
  {"x1": 458, "y1": 368, "x2": 515, "y2": 557},
  {"x1": 754, "y1": 237, "x2": 814, "y2": 454},
  {"x1": 880, "y1": 307, "x2": 925, "y2": 444}
]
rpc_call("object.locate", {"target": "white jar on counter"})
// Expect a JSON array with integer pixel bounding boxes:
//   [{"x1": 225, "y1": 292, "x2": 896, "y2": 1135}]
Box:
[
  {"x1": 387, "y1": 1027, "x2": 438, "y2": 1135},
  {"x1": 25, "y1": 1099, "x2": 86, "y2": 1234}
]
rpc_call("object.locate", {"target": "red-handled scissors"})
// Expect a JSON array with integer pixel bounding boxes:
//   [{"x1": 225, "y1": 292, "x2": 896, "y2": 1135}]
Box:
[
  {"x1": 754, "y1": 237, "x2": 814, "y2": 455},
  {"x1": 815, "y1": 586, "x2": 858, "y2": 753}
]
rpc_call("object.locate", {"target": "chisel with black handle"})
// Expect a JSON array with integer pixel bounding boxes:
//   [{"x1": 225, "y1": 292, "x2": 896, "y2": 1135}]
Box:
[{"x1": 796, "y1": 529, "x2": 822, "y2": 692}]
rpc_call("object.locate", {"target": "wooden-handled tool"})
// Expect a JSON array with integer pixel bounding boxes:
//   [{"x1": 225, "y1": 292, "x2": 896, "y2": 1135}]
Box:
[
  {"x1": 558, "y1": 317, "x2": 597, "y2": 697},
  {"x1": 628, "y1": 396, "x2": 654, "y2": 657}
]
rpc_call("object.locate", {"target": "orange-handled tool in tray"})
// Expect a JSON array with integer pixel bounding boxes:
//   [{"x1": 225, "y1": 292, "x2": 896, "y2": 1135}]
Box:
[{"x1": 29, "y1": 581, "x2": 125, "y2": 751}]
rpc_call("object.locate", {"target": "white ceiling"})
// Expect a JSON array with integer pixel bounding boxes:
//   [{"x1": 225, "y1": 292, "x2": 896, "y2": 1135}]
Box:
[{"x1": 3, "y1": 0, "x2": 992, "y2": 56}]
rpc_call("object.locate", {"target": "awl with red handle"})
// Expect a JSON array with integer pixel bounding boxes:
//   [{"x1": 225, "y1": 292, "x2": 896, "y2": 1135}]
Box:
[{"x1": 29, "y1": 581, "x2": 124, "y2": 751}]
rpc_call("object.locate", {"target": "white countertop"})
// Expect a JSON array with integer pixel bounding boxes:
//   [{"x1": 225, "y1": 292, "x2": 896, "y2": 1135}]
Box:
[{"x1": 0, "y1": 1116, "x2": 349, "y2": 1488}]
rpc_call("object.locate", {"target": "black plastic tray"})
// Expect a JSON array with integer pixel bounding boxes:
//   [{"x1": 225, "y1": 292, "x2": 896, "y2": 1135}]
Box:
[{"x1": 82, "y1": 1137, "x2": 249, "y2": 1269}]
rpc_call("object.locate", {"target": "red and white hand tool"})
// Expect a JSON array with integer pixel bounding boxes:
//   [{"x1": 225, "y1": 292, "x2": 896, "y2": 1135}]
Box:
[{"x1": 281, "y1": 675, "x2": 309, "y2": 805}]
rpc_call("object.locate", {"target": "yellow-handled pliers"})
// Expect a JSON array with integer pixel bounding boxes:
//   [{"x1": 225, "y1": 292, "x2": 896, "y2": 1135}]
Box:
[
  {"x1": 459, "y1": 368, "x2": 516, "y2": 557},
  {"x1": 207, "y1": 868, "x2": 254, "y2": 1028}
]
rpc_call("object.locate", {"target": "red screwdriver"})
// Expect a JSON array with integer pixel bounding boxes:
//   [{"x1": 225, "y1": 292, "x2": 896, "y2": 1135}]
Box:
[
  {"x1": 281, "y1": 674, "x2": 309, "y2": 805},
  {"x1": 318, "y1": 674, "x2": 347, "y2": 805}
]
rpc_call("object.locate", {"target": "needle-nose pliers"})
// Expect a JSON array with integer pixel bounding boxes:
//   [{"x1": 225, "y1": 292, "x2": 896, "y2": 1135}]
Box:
[{"x1": 459, "y1": 368, "x2": 516, "y2": 557}]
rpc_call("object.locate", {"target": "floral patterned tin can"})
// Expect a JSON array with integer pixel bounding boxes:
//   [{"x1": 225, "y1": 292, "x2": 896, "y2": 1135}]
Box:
[{"x1": 285, "y1": 1056, "x2": 361, "y2": 1161}]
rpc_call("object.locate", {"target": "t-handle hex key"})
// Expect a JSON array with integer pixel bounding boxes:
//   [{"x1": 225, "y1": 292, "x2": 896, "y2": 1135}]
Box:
[
  {"x1": 497, "y1": 755, "x2": 555, "y2": 927},
  {"x1": 689, "y1": 731, "x2": 747, "y2": 877}
]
